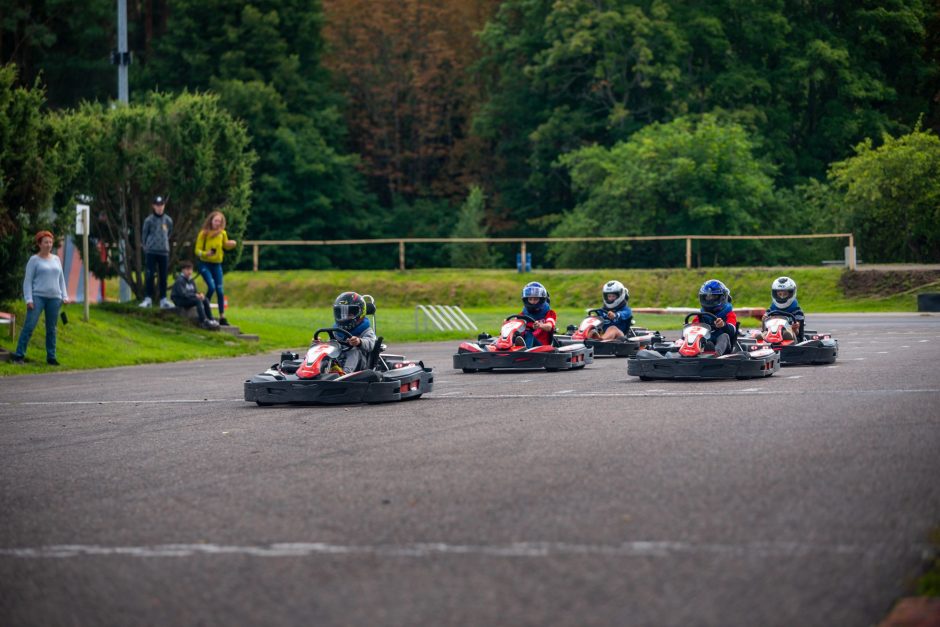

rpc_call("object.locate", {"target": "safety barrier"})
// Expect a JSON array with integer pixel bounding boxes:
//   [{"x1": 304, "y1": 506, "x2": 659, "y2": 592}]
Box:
[{"x1": 415, "y1": 305, "x2": 477, "y2": 332}]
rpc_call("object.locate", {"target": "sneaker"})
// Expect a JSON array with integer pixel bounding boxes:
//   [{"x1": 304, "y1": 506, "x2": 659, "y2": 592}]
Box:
[
  {"x1": 11, "y1": 354, "x2": 25, "y2": 364},
  {"x1": 138, "y1": 297, "x2": 153, "y2": 308},
  {"x1": 513, "y1": 336, "x2": 526, "y2": 347},
  {"x1": 200, "y1": 320, "x2": 219, "y2": 331},
  {"x1": 47, "y1": 358, "x2": 60, "y2": 366},
  {"x1": 159, "y1": 298, "x2": 175, "y2": 309},
  {"x1": 219, "y1": 316, "x2": 229, "y2": 326}
]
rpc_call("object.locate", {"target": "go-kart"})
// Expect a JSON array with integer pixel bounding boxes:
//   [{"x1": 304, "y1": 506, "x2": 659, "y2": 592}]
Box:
[
  {"x1": 453, "y1": 314, "x2": 593, "y2": 372},
  {"x1": 555, "y1": 308, "x2": 664, "y2": 357},
  {"x1": 738, "y1": 311, "x2": 839, "y2": 365},
  {"x1": 245, "y1": 327, "x2": 433, "y2": 405},
  {"x1": 627, "y1": 312, "x2": 779, "y2": 380}
]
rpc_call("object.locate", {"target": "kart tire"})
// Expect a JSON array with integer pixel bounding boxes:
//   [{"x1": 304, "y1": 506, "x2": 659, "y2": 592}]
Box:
[
  {"x1": 256, "y1": 401, "x2": 274, "y2": 406},
  {"x1": 639, "y1": 376, "x2": 653, "y2": 381},
  {"x1": 462, "y1": 368, "x2": 478, "y2": 373}
]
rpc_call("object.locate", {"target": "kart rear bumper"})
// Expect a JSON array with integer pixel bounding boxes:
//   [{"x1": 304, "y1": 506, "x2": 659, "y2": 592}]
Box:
[
  {"x1": 627, "y1": 349, "x2": 779, "y2": 380},
  {"x1": 245, "y1": 364, "x2": 433, "y2": 405},
  {"x1": 453, "y1": 344, "x2": 593, "y2": 371}
]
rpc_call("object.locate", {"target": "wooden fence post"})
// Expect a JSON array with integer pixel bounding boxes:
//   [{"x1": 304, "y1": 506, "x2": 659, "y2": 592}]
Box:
[
  {"x1": 686, "y1": 238, "x2": 692, "y2": 269},
  {"x1": 253, "y1": 244, "x2": 259, "y2": 272},
  {"x1": 399, "y1": 240, "x2": 405, "y2": 271}
]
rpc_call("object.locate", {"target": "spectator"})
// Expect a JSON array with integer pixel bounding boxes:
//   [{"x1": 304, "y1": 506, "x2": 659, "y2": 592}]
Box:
[
  {"x1": 12, "y1": 231, "x2": 70, "y2": 365},
  {"x1": 139, "y1": 195, "x2": 174, "y2": 309},
  {"x1": 170, "y1": 261, "x2": 219, "y2": 330},
  {"x1": 194, "y1": 211, "x2": 237, "y2": 326}
]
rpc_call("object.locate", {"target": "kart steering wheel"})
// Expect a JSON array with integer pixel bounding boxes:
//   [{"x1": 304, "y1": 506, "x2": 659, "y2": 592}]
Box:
[
  {"x1": 684, "y1": 311, "x2": 718, "y2": 328},
  {"x1": 506, "y1": 314, "x2": 537, "y2": 326},
  {"x1": 586, "y1": 308, "x2": 608, "y2": 318},
  {"x1": 312, "y1": 327, "x2": 351, "y2": 344},
  {"x1": 762, "y1": 311, "x2": 797, "y2": 324}
]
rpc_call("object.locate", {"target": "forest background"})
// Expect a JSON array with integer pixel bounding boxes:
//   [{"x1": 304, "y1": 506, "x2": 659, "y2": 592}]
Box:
[{"x1": 2, "y1": 0, "x2": 939, "y2": 302}]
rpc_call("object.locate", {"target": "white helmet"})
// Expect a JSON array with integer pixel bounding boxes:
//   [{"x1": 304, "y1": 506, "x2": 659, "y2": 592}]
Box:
[
  {"x1": 771, "y1": 276, "x2": 797, "y2": 309},
  {"x1": 602, "y1": 280, "x2": 628, "y2": 309}
]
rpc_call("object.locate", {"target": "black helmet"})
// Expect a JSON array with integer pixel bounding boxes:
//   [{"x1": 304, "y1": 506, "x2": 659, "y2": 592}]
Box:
[{"x1": 333, "y1": 291, "x2": 366, "y2": 330}]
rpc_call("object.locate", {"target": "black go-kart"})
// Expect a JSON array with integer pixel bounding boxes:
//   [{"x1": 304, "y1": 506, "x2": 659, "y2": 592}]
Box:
[
  {"x1": 738, "y1": 311, "x2": 839, "y2": 365},
  {"x1": 453, "y1": 314, "x2": 593, "y2": 372},
  {"x1": 245, "y1": 327, "x2": 433, "y2": 405},
  {"x1": 627, "y1": 312, "x2": 780, "y2": 380},
  {"x1": 555, "y1": 308, "x2": 664, "y2": 357}
]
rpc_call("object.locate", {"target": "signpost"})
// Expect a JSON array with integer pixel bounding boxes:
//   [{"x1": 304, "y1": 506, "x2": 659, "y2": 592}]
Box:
[{"x1": 76, "y1": 203, "x2": 91, "y2": 321}]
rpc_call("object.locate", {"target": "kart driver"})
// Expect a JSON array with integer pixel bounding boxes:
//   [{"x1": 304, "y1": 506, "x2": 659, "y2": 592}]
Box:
[
  {"x1": 693, "y1": 279, "x2": 737, "y2": 356},
  {"x1": 587, "y1": 280, "x2": 633, "y2": 340},
  {"x1": 329, "y1": 291, "x2": 376, "y2": 373},
  {"x1": 766, "y1": 276, "x2": 805, "y2": 342},
  {"x1": 518, "y1": 282, "x2": 556, "y2": 348}
]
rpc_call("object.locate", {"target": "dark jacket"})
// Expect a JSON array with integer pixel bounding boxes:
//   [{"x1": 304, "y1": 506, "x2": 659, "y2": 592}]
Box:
[
  {"x1": 171, "y1": 273, "x2": 199, "y2": 306},
  {"x1": 142, "y1": 212, "x2": 173, "y2": 254}
]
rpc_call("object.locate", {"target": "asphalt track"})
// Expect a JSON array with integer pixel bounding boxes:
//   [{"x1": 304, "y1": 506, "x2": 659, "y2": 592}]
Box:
[{"x1": 1, "y1": 313, "x2": 938, "y2": 626}]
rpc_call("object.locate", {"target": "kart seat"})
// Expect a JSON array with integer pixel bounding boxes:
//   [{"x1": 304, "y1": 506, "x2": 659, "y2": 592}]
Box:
[
  {"x1": 367, "y1": 336, "x2": 384, "y2": 369},
  {"x1": 336, "y1": 370, "x2": 382, "y2": 383}
]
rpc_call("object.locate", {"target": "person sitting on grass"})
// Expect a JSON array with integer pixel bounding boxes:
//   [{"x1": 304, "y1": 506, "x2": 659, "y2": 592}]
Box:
[
  {"x1": 516, "y1": 282, "x2": 556, "y2": 348},
  {"x1": 170, "y1": 261, "x2": 219, "y2": 330},
  {"x1": 329, "y1": 291, "x2": 377, "y2": 373},
  {"x1": 586, "y1": 280, "x2": 633, "y2": 340}
]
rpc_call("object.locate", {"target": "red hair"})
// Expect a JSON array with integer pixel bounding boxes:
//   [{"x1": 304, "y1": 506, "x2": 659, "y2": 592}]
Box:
[{"x1": 34, "y1": 230, "x2": 54, "y2": 246}]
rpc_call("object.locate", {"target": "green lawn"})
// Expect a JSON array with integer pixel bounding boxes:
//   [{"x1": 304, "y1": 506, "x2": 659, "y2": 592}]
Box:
[{"x1": 4, "y1": 266, "x2": 932, "y2": 375}]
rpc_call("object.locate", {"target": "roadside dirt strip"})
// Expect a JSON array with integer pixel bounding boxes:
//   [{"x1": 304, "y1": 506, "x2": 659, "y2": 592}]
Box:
[{"x1": 1, "y1": 314, "x2": 938, "y2": 627}]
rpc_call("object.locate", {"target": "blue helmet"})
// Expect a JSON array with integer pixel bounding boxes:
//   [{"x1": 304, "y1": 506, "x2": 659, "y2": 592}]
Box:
[
  {"x1": 698, "y1": 279, "x2": 730, "y2": 312},
  {"x1": 521, "y1": 281, "x2": 549, "y2": 314}
]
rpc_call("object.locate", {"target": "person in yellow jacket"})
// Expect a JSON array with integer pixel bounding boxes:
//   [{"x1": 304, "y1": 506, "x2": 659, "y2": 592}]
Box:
[{"x1": 194, "y1": 211, "x2": 237, "y2": 326}]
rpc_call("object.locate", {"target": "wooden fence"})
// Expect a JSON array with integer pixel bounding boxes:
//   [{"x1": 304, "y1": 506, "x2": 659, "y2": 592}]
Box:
[{"x1": 243, "y1": 233, "x2": 856, "y2": 272}]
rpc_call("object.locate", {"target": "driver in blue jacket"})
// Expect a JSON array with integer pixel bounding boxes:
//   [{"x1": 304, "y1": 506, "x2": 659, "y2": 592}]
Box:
[
  {"x1": 693, "y1": 279, "x2": 737, "y2": 356},
  {"x1": 766, "y1": 276, "x2": 805, "y2": 342},
  {"x1": 587, "y1": 280, "x2": 633, "y2": 340},
  {"x1": 329, "y1": 291, "x2": 376, "y2": 373}
]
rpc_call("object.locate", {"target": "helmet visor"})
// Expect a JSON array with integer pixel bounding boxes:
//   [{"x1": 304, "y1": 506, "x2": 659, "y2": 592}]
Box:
[
  {"x1": 773, "y1": 290, "x2": 793, "y2": 305},
  {"x1": 333, "y1": 303, "x2": 363, "y2": 321},
  {"x1": 604, "y1": 292, "x2": 619, "y2": 303},
  {"x1": 700, "y1": 292, "x2": 723, "y2": 308},
  {"x1": 522, "y1": 285, "x2": 546, "y2": 299}
]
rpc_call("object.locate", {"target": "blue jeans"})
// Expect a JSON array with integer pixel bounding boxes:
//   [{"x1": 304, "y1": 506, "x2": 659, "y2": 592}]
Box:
[
  {"x1": 198, "y1": 262, "x2": 225, "y2": 316},
  {"x1": 15, "y1": 295, "x2": 62, "y2": 360}
]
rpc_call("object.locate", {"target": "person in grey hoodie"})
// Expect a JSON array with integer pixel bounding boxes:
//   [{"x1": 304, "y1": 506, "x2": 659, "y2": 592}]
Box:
[
  {"x1": 139, "y1": 195, "x2": 174, "y2": 309},
  {"x1": 12, "y1": 230, "x2": 70, "y2": 365}
]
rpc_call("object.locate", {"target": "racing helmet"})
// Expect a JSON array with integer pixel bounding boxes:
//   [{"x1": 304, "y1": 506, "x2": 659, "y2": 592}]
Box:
[
  {"x1": 333, "y1": 291, "x2": 366, "y2": 330},
  {"x1": 521, "y1": 281, "x2": 549, "y2": 315},
  {"x1": 771, "y1": 276, "x2": 797, "y2": 309},
  {"x1": 602, "y1": 280, "x2": 628, "y2": 309},
  {"x1": 698, "y1": 279, "x2": 730, "y2": 312}
]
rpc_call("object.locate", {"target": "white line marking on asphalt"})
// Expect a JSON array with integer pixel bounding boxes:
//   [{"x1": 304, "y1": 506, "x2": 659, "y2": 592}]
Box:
[
  {"x1": 853, "y1": 358, "x2": 867, "y2": 361},
  {"x1": 920, "y1": 340, "x2": 930, "y2": 343},
  {"x1": 428, "y1": 389, "x2": 940, "y2": 400},
  {"x1": 738, "y1": 388, "x2": 761, "y2": 392},
  {"x1": 556, "y1": 390, "x2": 574, "y2": 394},
  {"x1": 876, "y1": 352, "x2": 889, "y2": 354},
  {"x1": 0, "y1": 541, "x2": 919, "y2": 560},
  {"x1": 902, "y1": 346, "x2": 910, "y2": 348},
  {"x1": 786, "y1": 376, "x2": 802, "y2": 379}
]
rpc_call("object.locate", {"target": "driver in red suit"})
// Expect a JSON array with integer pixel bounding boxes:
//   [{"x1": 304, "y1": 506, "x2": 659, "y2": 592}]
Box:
[
  {"x1": 517, "y1": 282, "x2": 556, "y2": 348},
  {"x1": 692, "y1": 279, "x2": 737, "y2": 356}
]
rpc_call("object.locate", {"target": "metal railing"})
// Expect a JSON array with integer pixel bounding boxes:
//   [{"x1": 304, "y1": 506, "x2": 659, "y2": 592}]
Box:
[{"x1": 243, "y1": 233, "x2": 856, "y2": 271}]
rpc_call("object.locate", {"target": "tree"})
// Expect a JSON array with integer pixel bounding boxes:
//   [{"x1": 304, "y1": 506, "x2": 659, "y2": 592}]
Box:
[
  {"x1": 548, "y1": 114, "x2": 775, "y2": 267},
  {"x1": 449, "y1": 185, "x2": 494, "y2": 268},
  {"x1": 322, "y1": 0, "x2": 498, "y2": 206},
  {"x1": 829, "y1": 124, "x2": 940, "y2": 263},
  {"x1": 140, "y1": 0, "x2": 377, "y2": 269},
  {"x1": 61, "y1": 92, "x2": 255, "y2": 297},
  {"x1": 0, "y1": 65, "x2": 75, "y2": 303}
]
